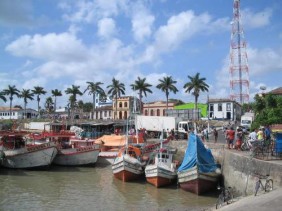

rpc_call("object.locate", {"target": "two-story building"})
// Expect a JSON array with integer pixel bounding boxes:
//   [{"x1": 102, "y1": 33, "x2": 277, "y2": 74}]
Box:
[
  {"x1": 113, "y1": 96, "x2": 141, "y2": 119},
  {"x1": 207, "y1": 98, "x2": 242, "y2": 121}
]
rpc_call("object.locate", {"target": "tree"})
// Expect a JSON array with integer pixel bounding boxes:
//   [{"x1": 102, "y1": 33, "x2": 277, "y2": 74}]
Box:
[
  {"x1": 45, "y1": 97, "x2": 54, "y2": 116},
  {"x1": 3, "y1": 85, "x2": 20, "y2": 119},
  {"x1": 0, "y1": 91, "x2": 7, "y2": 102},
  {"x1": 32, "y1": 86, "x2": 47, "y2": 119},
  {"x1": 156, "y1": 76, "x2": 178, "y2": 114},
  {"x1": 183, "y1": 73, "x2": 209, "y2": 120},
  {"x1": 19, "y1": 89, "x2": 34, "y2": 119},
  {"x1": 65, "y1": 85, "x2": 83, "y2": 120},
  {"x1": 107, "y1": 78, "x2": 125, "y2": 119},
  {"x1": 84, "y1": 81, "x2": 105, "y2": 119},
  {"x1": 130, "y1": 77, "x2": 152, "y2": 114},
  {"x1": 51, "y1": 89, "x2": 62, "y2": 114}
]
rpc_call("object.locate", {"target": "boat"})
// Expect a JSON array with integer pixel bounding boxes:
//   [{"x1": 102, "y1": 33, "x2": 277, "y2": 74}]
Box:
[
  {"x1": 112, "y1": 144, "x2": 145, "y2": 182},
  {"x1": 145, "y1": 142, "x2": 177, "y2": 188},
  {"x1": 177, "y1": 132, "x2": 221, "y2": 195},
  {"x1": 0, "y1": 131, "x2": 57, "y2": 169}
]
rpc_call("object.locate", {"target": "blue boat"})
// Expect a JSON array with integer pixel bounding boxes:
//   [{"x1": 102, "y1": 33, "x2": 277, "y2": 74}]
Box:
[{"x1": 177, "y1": 132, "x2": 221, "y2": 195}]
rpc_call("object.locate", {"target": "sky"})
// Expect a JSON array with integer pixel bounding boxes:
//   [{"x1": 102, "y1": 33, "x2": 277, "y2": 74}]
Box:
[{"x1": 0, "y1": 0, "x2": 281, "y2": 110}]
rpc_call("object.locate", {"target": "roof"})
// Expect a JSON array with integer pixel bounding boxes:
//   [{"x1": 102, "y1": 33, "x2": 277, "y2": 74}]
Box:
[
  {"x1": 268, "y1": 87, "x2": 282, "y2": 95},
  {"x1": 174, "y1": 103, "x2": 207, "y2": 117}
]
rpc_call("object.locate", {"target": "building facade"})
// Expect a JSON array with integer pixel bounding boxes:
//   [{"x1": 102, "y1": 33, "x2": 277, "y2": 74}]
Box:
[
  {"x1": 112, "y1": 96, "x2": 141, "y2": 120},
  {"x1": 94, "y1": 105, "x2": 112, "y2": 120},
  {"x1": 0, "y1": 107, "x2": 38, "y2": 120},
  {"x1": 143, "y1": 101, "x2": 175, "y2": 116},
  {"x1": 207, "y1": 98, "x2": 242, "y2": 121}
]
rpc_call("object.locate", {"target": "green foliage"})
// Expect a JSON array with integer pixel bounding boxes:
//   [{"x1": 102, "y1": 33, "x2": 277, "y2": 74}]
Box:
[
  {"x1": 252, "y1": 94, "x2": 282, "y2": 129},
  {"x1": 83, "y1": 102, "x2": 93, "y2": 112}
]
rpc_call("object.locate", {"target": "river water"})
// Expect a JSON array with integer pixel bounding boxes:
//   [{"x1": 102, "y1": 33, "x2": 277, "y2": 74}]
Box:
[{"x1": 0, "y1": 164, "x2": 218, "y2": 211}]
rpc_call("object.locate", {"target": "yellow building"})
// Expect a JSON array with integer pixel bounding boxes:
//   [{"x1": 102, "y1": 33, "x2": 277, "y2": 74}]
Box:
[{"x1": 113, "y1": 96, "x2": 141, "y2": 119}]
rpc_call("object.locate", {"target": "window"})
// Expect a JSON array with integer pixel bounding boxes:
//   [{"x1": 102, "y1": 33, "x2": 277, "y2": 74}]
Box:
[
  {"x1": 124, "y1": 102, "x2": 128, "y2": 107},
  {"x1": 209, "y1": 104, "x2": 214, "y2": 111},
  {"x1": 150, "y1": 110, "x2": 154, "y2": 116},
  {"x1": 145, "y1": 110, "x2": 148, "y2": 116},
  {"x1": 218, "y1": 103, "x2": 222, "y2": 111},
  {"x1": 157, "y1": 109, "x2": 160, "y2": 116},
  {"x1": 226, "y1": 103, "x2": 231, "y2": 111},
  {"x1": 119, "y1": 102, "x2": 122, "y2": 108},
  {"x1": 104, "y1": 111, "x2": 107, "y2": 117}
]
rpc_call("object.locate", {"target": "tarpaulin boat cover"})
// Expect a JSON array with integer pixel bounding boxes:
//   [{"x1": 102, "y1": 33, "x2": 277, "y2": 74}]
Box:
[{"x1": 178, "y1": 133, "x2": 218, "y2": 173}]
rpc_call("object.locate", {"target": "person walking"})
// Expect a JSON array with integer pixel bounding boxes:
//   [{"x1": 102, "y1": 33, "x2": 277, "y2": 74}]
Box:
[
  {"x1": 226, "y1": 127, "x2": 235, "y2": 149},
  {"x1": 213, "y1": 128, "x2": 218, "y2": 143}
]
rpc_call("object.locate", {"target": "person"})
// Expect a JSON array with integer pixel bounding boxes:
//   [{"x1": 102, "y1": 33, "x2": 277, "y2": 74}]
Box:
[
  {"x1": 248, "y1": 128, "x2": 258, "y2": 148},
  {"x1": 213, "y1": 128, "x2": 218, "y2": 143},
  {"x1": 200, "y1": 129, "x2": 205, "y2": 142},
  {"x1": 257, "y1": 127, "x2": 264, "y2": 141},
  {"x1": 264, "y1": 125, "x2": 271, "y2": 143},
  {"x1": 235, "y1": 127, "x2": 243, "y2": 150},
  {"x1": 204, "y1": 127, "x2": 209, "y2": 141},
  {"x1": 226, "y1": 127, "x2": 235, "y2": 149},
  {"x1": 170, "y1": 128, "x2": 175, "y2": 140}
]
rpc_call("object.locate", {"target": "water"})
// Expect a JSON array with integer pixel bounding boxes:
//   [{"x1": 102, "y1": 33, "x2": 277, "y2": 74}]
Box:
[{"x1": 0, "y1": 164, "x2": 218, "y2": 211}]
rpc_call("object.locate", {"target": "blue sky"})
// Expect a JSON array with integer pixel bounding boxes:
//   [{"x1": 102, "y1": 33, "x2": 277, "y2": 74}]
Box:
[{"x1": 0, "y1": 0, "x2": 281, "y2": 109}]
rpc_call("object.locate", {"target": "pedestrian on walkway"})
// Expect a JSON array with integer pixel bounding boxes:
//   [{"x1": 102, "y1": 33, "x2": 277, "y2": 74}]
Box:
[
  {"x1": 213, "y1": 128, "x2": 218, "y2": 143},
  {"x1": 226, "y1": 127, "x2": 235, "y2": 149}
]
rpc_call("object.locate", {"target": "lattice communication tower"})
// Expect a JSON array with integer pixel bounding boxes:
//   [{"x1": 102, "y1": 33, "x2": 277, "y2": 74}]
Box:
[{"x1": 229, "y1": 0, "x2": 249, "y2": 104}]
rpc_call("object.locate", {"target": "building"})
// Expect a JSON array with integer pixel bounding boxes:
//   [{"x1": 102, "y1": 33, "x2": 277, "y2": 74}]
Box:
[
  {"x1": 207, "y1": 98, "x2": 242, "y2": 121},
  {"x1": 267, "y1": 87, "x2": 282, "y2": 97},
  {"x1": 143, "y1": 101, "x2": 175, "y2": 116},
  {"x1": 0, "y1": 107, "x2": 38, "y2": 120},
  {"x1": 94, "y1": 105, "x2": 112, "y2": 120},
  {"x1": 113, "y1": 96, "x2": 141, "y2": 120}
]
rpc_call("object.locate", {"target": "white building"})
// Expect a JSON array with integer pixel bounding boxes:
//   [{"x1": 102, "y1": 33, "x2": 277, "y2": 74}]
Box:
[
  {"x1": 207, "y1": 98, "x2": 242, "y2": 121},
  {"x1": 0, "y1": 107, "x2": 38, "y2": 120}
]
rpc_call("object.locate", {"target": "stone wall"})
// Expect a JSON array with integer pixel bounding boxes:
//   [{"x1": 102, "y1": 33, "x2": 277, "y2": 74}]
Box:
[{"x1": 168, "y1": 140, "x2": 282, "y2": 196}]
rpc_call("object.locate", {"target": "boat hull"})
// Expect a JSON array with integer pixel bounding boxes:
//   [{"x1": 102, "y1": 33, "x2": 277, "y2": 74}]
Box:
[
  {"x1": 1, "y1": 143, "x2": 57, "y2": 169},
  {"x1": 145, "y1": 165, "x2": 176, "y2": 188},
  {"x1": 112, "y1": 155, "x2": 144, "y2": 182},
  {"x1": 53, "y1": 146, "x2": 100, "y2": 166},
  {"x1": 177, "y1": 166, "x2": 218, "y2": 195},
  {"x1": 97, "y1": 151, "x2": 118, "y2": 165}
]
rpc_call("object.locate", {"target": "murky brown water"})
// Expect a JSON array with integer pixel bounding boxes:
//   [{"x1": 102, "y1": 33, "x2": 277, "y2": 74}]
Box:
[{"x1": 0, "y1": 164, "x2": 218, "y2": 211}]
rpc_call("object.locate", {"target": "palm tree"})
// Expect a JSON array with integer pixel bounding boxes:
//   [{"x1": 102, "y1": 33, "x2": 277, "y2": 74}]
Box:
[
  {"x1": 19, "y1": 89, "x2": 34, "y2": 119},
  {"x1": 3, "y1": 85, "x2": 20, "y2": 119},
  {"x1": 45, "y1": 97, "x2": 54, "y2": 117},
  {"x1": 84, "y1": 81, "x2": 105, "y2": 119},
  {"x1": 0, "y1": 91, "x2": 7, "y2": 103},
  {"x1": 130, "y1": 77, "x2": 152, "y2": 114},
  {"x1": 51, "y1": 89, "x2": 62, "y2": 116},
  {"x1": 183, "y1": 72, "x2": 209, "y2": 120},
  {"x1": 156, "y1": 76, "x2": 178, "y2": 114},
  {"x1": 32, "y1": 86, "x2": 47, "y2": 119},
  {"x1": 107, "y1": 78, "x2": 125, "y2": 119},
  {"x1": 65, "y1": 85, "x2": 83, "y2": 120}
]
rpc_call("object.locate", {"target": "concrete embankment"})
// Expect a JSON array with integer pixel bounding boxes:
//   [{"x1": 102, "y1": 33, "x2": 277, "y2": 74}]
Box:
[{"x1": 166, "y1": 140, "x2": 282, "y2": 196}]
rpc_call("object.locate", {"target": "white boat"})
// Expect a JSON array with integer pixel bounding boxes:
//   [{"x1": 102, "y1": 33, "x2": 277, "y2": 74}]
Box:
[
  {"x1": 112, "y1": 145, "x2": 145, "y2": 182},
  {"x1": 53, "y1": 138, "x2": 100, "y2": 166},
  {"x1": 0, "y1": 132, "x2": 57, "y2": 169}
]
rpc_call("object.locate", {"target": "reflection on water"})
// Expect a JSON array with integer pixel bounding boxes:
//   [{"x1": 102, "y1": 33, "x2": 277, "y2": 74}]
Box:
[{"x1": 0, "y1": 164, "x2": 217, "y2": 210}]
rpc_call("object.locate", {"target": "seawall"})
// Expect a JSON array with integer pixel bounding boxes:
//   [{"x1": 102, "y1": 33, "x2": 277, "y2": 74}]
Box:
[{"x1": 168, "y1": 140, "x2": 282, "y2": 196}]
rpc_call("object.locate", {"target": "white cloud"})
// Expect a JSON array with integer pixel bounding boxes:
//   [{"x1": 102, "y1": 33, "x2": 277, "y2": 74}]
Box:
[
  {"x1": 131, "y1": 2, "x2": 155, "y2": 43},
  {"x1": 97, "y1": 18, "x2": 117, "y2": 39},
  {"x1": 241, "y1": 8, "x2": 272, "y2": 29}
]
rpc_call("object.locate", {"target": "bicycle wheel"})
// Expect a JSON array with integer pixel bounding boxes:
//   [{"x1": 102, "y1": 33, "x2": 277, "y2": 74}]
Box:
[
  {"x1": 226, "y1": 189, "x2": 234, "y2": 204},
  {"x1": 254, "y1": 180, "x2": 261, "y2": 196},
  {"x1": 265, "y1": 179, "x2": 273, "y2": 192},
  {"x1": 241, "y1": 142, "x2": 248, "y2": 151},
  {"x1": 216, "y1": 193, "x2": 224, "y2": 209}
]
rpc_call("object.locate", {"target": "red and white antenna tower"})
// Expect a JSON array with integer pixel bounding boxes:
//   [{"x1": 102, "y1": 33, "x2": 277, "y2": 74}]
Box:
[{"x1": 229, "y1": 0, "x2": 249, "y2": 104}]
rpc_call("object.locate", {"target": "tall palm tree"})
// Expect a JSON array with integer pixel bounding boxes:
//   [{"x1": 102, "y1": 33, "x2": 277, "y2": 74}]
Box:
[
  {"x1": 32, "y1": 86, "x2": 47, "y2": 119},
  {"x1": 84, "y1": 81, "x2": 105, "y2": 119},
  {"x1": 65, "y1": 85, "x2": 83, "y2": 120},
  {"x1": 183, "y1": 72, "x2": 209, "y2": 120},
  {"x1": 3, "y1": 85, "x2": 20, "y2": 119},
  {"x1": 107, "y1": 78, "x2": 125, "y2": 119},
  {"x1": 156, "y1": 76, "x2": 178, "y2": 114},
  {"x1": 19, "y1": 89, "x2": 34, "y2": 119},
  {"x1": 45, "y1": 97, "x2": 54, "y2": 117},
  {"x1": 0, "y1": 91, "x2": 7, "y2": 103},
  {"x1": 51, "y1": 89, "x2": 62, "y2": 116},
  {"x1": 130, "y1": 77, "x2": 152, "y2": 114}
]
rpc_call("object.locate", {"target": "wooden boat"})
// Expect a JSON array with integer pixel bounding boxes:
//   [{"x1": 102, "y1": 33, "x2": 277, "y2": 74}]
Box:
[
  {"x1": 177, "y1": 133, "x2": 221, "y2": 195},
  {"x1": 112, "y1": 145, "x2": 145, "y2": 182},
  {"x1": 145, "y1": 146, "x2": 177, "y2": 188},
  {"x1": 0, "y1": 131, "x2": 57, "y2": 169},
  {"x1": 53, "y1": 137, "x2": 100, "y2": 166}
]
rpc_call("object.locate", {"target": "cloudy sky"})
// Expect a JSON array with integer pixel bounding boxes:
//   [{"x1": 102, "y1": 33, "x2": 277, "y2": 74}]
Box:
[{"x1": 0, "y1": 0, "x2": 281, "y2": 109}]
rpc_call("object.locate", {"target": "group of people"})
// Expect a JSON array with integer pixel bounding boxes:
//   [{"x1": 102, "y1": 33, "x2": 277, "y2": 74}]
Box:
[{"x1": 247, "y1": 125, "x2": 272, "y2": 148}]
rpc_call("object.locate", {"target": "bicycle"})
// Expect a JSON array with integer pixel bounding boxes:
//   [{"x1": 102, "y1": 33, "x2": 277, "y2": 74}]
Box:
[
  {"x1": 254, "y1": 174, "x2": 273, "y2": 196},
  {"x1": 215, "y1": 186, "x2": 234, "y2": 209}
]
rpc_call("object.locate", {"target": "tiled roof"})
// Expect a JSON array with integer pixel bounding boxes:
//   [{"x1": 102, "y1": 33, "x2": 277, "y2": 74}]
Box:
[
  {"x1": 0, "y1": 107, "x2": 20, "y2": 111},
  {"x1": 268, "y1": 87, "x2": 282, "y2": 95}
]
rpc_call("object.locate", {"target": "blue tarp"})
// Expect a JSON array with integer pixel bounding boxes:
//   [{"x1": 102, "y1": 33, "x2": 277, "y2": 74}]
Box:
[{"x1": 178, "y1": 133, "x2": 218, "y2": 173}]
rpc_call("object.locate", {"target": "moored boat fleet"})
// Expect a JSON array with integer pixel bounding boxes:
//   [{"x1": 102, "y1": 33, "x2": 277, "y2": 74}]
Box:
[{"x1": 0, "y1": 126, "x2": 221, "y2": 195}]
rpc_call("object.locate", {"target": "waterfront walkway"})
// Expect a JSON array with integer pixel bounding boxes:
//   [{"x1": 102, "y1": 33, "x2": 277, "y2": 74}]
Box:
[{"x1": 214, "y1": 187, "x2": 282, "y2": 211}]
